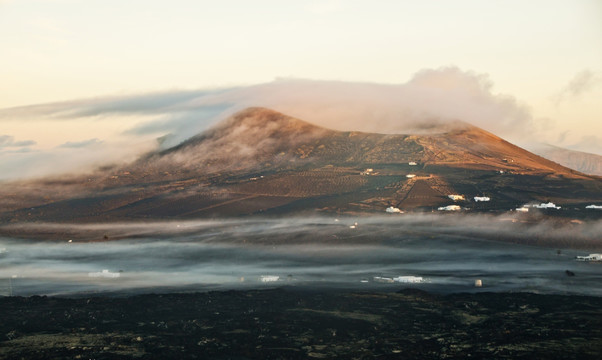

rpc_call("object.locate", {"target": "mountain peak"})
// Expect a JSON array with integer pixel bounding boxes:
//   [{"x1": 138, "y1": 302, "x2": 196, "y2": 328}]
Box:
[
  {"x1": 213, "y1": 107, "x2": 328, "y2": 136},
  {"x1": 150, "y1": 107, "x2": 335, "y2": 172},
  {"x1": 155, "y1": 107, "x2": 587, "y2": 178}
]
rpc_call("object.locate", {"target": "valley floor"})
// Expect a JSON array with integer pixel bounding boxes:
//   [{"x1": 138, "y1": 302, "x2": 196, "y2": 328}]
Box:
[{"x1": 1, "y1": 288, "x2": 601, "y2": 359}]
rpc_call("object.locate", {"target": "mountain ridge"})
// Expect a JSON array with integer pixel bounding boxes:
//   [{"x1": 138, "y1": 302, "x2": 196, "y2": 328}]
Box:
[
  {"x1": 152, "y1": 107, "x2": 587, "y2": 179},
  {"x1": 143, "y1": 107, "x2": 586, "y2": 177}
]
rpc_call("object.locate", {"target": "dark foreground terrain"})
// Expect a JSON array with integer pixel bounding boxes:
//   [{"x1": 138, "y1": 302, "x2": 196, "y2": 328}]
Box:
[{"x1": 1, "y1": 288, "x2": 601, "y2": 359}]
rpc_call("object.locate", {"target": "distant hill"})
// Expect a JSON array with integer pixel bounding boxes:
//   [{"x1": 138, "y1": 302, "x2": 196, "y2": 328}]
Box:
[
  {"x1": 528, "y1": 143, "x2": 602, "y2": 176},
  {"x1": 0, "y1": 107, "x2": 600, "y2": 224}
]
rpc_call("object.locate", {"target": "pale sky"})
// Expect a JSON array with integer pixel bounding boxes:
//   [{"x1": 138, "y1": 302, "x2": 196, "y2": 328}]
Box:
[{"x1": 1, "y1": 0, "x2": 601, "y2": 178}]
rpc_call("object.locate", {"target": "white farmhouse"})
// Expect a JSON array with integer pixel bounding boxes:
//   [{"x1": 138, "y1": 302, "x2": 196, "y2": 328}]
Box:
[
  {"x1": 386, "y1": 206, "x2": 403, "y2": 213},
  {"x1": 438, "y1": 205, "x2": 461, "y2": 211}
]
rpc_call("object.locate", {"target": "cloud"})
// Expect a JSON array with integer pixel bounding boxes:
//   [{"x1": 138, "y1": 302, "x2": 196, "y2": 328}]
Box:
[
  {"x1": 554, "y1": 69, "x2": 601, "y2": 105},
  {"x1": 1, "y1": 215, "x2": 601, "y2": 295},
  {"x1": 569, "y1": 135, "x2": 602, "y2": 156},
  {"x1": 57, "y1": 138, "x2": 103, "y2": 148},
  {"x1": 0, "y1": 66, "x2": 568, "y2": 178},
  {"x1": 123, "y1": 104, "x2": 232, "y2": 148},
  {"x1": 0, "y1": 89, "x2": 226, "y2": 119},
  {"x1": 0, "y1": 139, "x2": 156, "y2": 180},
  {"x1": 184, "y1": 67, "x2": 534, "y2": 141},
  {"x1": 0, "y1": 67, "x2": 537, "y2": 142},
  {"x1": 563, "y1": 70, "x2": 598, "y2": 97},
  {"x1": 0, "y1": 135, "x2": 37, "y2": 149},
  {"x1": 0, "y1": 89, "x2": 234, "y2": 151},
  {"x1": 8, "y1": 148, "x2": 36, "y2": 153}
]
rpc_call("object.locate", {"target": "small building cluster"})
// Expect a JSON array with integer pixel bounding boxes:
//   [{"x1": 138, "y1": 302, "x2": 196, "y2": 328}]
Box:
[
  {"x1": 532, "y1": 202, "x2": 561, "y2": 209},
  {"x1": 576, "y1": 254, "x2": 602, "y2": 262},
  {"x1": 516, "y1": 202, "x2": 561, "y2": 211},
  {"x1": 438, "y1": 205, "x2": 461, "y2": 211},
  {"x1": 393, "y1": 276, "x2": 424, "y2": 283},
  {"x1": 373, "y1": 276, "x2": 424, "y2": 283}
]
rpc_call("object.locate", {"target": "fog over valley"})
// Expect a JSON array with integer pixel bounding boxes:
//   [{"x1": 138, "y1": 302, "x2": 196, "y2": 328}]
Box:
[{"x1": 1, "y1": 215, "x2": 601, "y2": 296}]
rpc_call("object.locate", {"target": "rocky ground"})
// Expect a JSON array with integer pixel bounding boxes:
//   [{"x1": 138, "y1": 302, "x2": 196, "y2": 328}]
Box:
[{"x1": 1, "y1": 288, "x2": 601, "y2": 359}]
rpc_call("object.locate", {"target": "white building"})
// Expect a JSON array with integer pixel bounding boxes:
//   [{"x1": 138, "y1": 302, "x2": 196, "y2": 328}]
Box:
[
  {"x1": 438, "y1": 205, "x2": 461, "y2": 211},
  {"x1": 576, "y1": 254, "x2": 602, "y2": 262},
  {"x1": 532, "y1": 202, "x2": 561, "y2": 209},
  {"x1": 393, "y1": 276, "x2": 424, "y2": 283}
]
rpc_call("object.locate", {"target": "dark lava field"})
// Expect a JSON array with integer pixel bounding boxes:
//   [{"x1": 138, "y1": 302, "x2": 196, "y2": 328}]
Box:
[{"x1": 1, "y1": 288, "x2": 601, "y2": 359}]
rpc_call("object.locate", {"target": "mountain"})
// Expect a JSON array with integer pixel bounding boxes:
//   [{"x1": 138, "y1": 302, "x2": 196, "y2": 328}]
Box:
[
  {"x1": 133, "y1": 107, "x2": 585, "y2": 178},
  {"x1": 528, "y1": 144, "x2": 602, "y2": 176},
  {"x1": 0, "y1": 107, "x2": 600, "y2": 224}
]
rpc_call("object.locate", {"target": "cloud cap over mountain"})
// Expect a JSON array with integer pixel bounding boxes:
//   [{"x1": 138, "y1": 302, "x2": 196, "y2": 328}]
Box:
[{"x1": 1, "y1": 67, "x2": 600, "y2": 179}]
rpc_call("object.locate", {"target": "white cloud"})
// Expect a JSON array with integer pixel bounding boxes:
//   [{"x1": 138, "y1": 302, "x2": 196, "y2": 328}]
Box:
[
  {"x1": 58, "y1": 138, "x2": 103, "y2": 148},
  {"x1": 0, "y1": 138, "x2": 156, "y2": 180},
  {"x1": 185, "y1": 67, "x2": 534, "y2": 140},
  {"x1": 0, "y1": 134, "x2": 36, "y2": 148},
  {"x1": 569, "y1": 135, "x2": 602, "y2": 155},
  {"x1": 553, "y1": 69, "x2": 601, "y2": 105}
]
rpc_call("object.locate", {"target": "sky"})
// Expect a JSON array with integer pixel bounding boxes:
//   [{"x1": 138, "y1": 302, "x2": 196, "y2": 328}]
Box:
[{"x1": 0, "y1": 0, "x2": 601, "y2": 179}]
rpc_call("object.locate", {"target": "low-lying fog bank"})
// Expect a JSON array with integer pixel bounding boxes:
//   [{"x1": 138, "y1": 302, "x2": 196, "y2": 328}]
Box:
[
  {"x1": 0, "y1": 215, "x2": 600, "y2": 297},
  {"x1": 2, "y1": 213, "x2": 600, "y2": 248}
]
